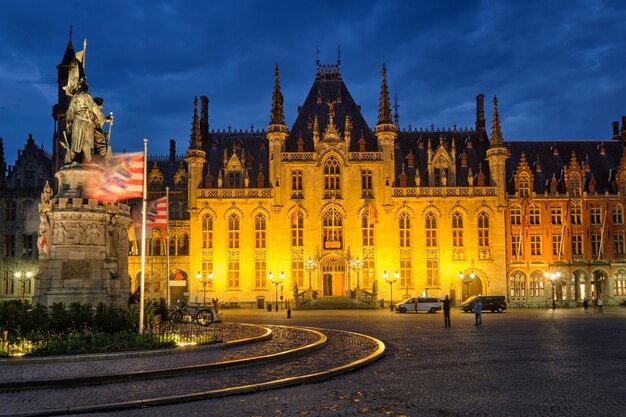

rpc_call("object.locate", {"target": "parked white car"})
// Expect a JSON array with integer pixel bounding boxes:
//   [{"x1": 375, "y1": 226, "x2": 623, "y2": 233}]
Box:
[{"x1": 395, "y1": 297, "x2": 442, "y2": 313}]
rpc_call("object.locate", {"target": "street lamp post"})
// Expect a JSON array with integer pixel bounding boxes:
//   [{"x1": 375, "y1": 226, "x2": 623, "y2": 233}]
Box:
[
  {"x1": 458, "y1": 270, "x2": 475, "y2": 301},
  {"x1": 14, "y1": 271, "x2": 33, "y2": 303},
  {"x1": 351, "y1": 258, "x2": 363, "y2": 289},
  {"x1": 269, "y1": 271, "x2": 285, "y2": 312},
  {"x1": 545, "y1": 271, "x2": 561, "y2": 309},
  {"x1": 304, "y1": 257, "x2": 317, "y2": 290},
  {"x1": 196, "y1": 271, "x2": 213, "y2": 305},
  {"x1": 383, "y1": 270, "x2": 399, "y2": 311}
]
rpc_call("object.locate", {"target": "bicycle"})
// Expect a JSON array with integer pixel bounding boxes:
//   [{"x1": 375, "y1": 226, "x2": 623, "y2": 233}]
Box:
[{"x1": 169, "y1": 301, "x2": 213, "y2": 326}]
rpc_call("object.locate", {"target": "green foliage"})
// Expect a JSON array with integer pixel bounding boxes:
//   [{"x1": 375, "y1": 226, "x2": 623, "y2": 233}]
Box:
[{"x1": 0, "y1": 300, "x2": 218, "y2": 357}]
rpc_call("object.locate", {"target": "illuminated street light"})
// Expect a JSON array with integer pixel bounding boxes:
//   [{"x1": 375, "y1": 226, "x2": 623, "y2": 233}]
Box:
[
  {"x1": 304, "y1": 257, "x2": 317, "y2": 290},
  {"x1": 544, "y1": 271, "x2": 561, "y2": 309},
  {"x1": 351, "y1": 258, "x2": 363, "y2": 289},
  {"x1": 14, "y1": 271, "x2": 33, "y2": 303},
  {"x1": 196, "y1": 271, "x2": 213, "y2": 305},
  {"x1": 384, "y1": 270, "x2": 399, "y2": 311},
  {"x1": 269, "y1": 271, "x2": 285, "y2": 312}
]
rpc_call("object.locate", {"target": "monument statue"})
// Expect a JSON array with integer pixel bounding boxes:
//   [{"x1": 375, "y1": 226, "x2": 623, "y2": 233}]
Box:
[{"x1": 61, "y1": 41, "x2": 113, "y2": 165}]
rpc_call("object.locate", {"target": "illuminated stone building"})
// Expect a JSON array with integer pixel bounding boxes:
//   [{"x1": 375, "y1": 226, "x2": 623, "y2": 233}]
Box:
[
  {"x1": 2, "y1": 38, "x2": 626, "y2": 308},
  {"x1": 505, "y1": 120, "x2": 626, "y2": 307},
  {"x1": 127, "y1": 60, "x2": 510, "y2": 308}
]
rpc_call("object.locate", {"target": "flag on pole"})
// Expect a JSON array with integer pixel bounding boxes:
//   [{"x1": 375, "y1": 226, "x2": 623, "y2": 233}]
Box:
[
  {"x1": 85, "y1": 152, "x2": 144, "y2": 201},
  {"x1": 146, "y1": 196, "x2": 168, "y2": 228}
]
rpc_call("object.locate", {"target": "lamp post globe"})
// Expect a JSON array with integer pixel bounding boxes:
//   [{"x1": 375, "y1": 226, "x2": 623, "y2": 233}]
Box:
[
  {"x1": 351, "y1": 258, "x2": 363, "y2": 289},
  {"x1": 384, "y1": 270, "x2": 399, "y2": 312},
  {"x1": 304, "y1": 258, "x2": 317, "y2": 290}
]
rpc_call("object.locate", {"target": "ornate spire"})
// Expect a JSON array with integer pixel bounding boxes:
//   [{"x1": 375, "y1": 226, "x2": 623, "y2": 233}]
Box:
[
  {"x1": 189, "y1": 96, "x2": 202, "y2": 149},
  {"x1": 490, "y1": 95, "x2": 504, "y2": 147},
  {"x1": 269, "y1": 63, "x2": 286, "y2": 130},
  {"x1": 377, "y1": 63, "x2": 393, "y2": 125}
]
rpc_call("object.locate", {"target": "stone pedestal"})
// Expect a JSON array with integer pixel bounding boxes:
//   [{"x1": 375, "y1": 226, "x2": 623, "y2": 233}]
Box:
[{"x1": 34, "y1": 165, "x2": 133, "y2": 306}]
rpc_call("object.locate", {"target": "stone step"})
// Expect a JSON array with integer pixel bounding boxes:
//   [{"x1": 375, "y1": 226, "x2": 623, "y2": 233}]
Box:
[{"x1": 297, "y1": 296, "x2": 379, "y2": 310}]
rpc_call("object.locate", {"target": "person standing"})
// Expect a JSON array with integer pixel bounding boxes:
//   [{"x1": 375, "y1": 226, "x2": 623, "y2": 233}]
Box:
[
  {"x1": 598, "y1": 298, "x2": 604, "y2": 313},
  {"x1": 443, "y1": 295, "x2": 451, "y2": 327},
  {"x1": 414, "y1": 297, "x2": 419, "y2": 313},
  {"x1": 583, "y1": 298, "x2": 589, "y2": 314},
  {"x1": 474, "y1": 297, "x2": 483, "y2": 326}
]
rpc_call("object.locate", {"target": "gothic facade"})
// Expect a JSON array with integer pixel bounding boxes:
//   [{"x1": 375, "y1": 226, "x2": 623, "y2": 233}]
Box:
[{"x1": 2, "y1": 38, "x2": 626, "y2": 307}]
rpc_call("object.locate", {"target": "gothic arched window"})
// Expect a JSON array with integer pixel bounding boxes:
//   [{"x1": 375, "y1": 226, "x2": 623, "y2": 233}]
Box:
[
  {"x1": 254, "y1": 213, "x2": 266, "y2": 249},
  {"x1": 322, "y1": 205, "x2": 343, "y2": 249},
  {"x1": 228, "y1": 213, "x2": 240, "y2": 249},
  {"x1": 399, "y1": 212, "x2": 411, "y2": 248},
  {"x1": 452, "y1": 212, "x2": 463, "y2": 247},
  {"x1": 201, "y1": 214, "x2": 213, "y2": 249},
  {"x1": 323, "y1": 156, "x2": 341, "y2": 198},
  {"x1": 425, "y1": 213, "x2": 437, "y2": 247}
]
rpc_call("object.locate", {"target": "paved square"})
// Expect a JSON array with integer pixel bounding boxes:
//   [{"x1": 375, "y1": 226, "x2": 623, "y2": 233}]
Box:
[{"x1": 63, "y1": 307, "x2": 626, "y2": 416}]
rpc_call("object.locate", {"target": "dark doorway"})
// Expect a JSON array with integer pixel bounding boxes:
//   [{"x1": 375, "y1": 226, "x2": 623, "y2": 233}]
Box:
[{"x1": 323, "y1": 274, "x2": 333, "y2": 296}]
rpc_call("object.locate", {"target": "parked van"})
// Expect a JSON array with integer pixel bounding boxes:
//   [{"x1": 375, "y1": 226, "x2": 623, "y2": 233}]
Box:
[
  {"x1": 460, "y1": 295, "x2": 507, "y2": 313},
  {"x1": 395, "y1": 297, "x2": 441, "y2": 313}
]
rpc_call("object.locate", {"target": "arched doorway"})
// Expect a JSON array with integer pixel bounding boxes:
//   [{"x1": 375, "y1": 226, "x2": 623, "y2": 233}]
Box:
[
  {"x1": 319, "y1": 256, "x2": 346, "y2": 297},
  {"x1": 460, "y1": 276, "x2": 483, "y2": 301}
]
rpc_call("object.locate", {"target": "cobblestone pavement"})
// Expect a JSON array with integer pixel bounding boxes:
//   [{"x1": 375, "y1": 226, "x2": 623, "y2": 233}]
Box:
[{"x1": 4, "y1": 307, "x2": 626, "y2": 417}]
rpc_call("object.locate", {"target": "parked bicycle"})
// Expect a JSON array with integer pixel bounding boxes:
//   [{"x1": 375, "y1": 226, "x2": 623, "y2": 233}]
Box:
[{"x1": 169, "y1": 301, "x2": 213, "y2": 326}]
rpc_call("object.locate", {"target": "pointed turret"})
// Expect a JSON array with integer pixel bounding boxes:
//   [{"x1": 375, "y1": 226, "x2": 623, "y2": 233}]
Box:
[
  {"x1": 490, "y1": 95, "x2": 504, "y2": 147},
  {"x1": 375, "y1": 63, "x2": 397, "y2": 206},
  {"x1": 189, "y1": 97, "x2": 202, "y2": 149},
  {"x1": 376, "y1": 63, "x2": 393, "y2": 127},
  {"x1": 268, "y1": 63, "x2": 287, "y2": 132},
  {"x1": 485, "y1": 95, "x2": 508, "y2": 206},
  {"x1": 186, "y1": 96, "x2": 207, "y2": 211}
]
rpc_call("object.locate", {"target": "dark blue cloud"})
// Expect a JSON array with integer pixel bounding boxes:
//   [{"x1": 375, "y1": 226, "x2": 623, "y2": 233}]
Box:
[{"x1": 1, "y1": 0, "x2": 625, "y2": 166}]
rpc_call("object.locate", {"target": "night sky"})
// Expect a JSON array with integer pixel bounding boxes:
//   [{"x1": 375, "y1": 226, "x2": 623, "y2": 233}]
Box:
[{"x1": 1, "y1": 0, "x2": 625, "y2": 166}]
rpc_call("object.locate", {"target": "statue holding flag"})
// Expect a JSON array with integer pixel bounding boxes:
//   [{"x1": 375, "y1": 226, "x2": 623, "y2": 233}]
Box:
[{"x1": 62, "y1": 39, "x2": 113, "y2": 165}]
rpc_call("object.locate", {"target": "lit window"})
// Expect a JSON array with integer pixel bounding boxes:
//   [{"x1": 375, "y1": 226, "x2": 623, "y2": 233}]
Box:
[
  {"x1": 550, "y1": 207, "x2": 562, "y2": 225},
  {"x1": 510, "y1": 206, "x2": 521, "y2": 225},
  {"x1": 530, "y1": 235, "x2": 542, "y2": 256},
  {"x1": 323, "y1": 156, "x2": 341, "y2": 198},
  {"x1": 201, "y1": 214, "x2": 213, "y2": 249},
  {"x1": 399, "y1": 213, "x2": 410, "y2": 248},
  {"x1": 228, "y1": 214, "x2": 240, "y2": 249},
  {"x1": 478, "y1": 213, "x2": 489, "y2": 247},
  {"x1": 452, "y1": 213, "x2": 463, "y2": 247},
  {"x1": 254, "y1": 214, "x2": 266, "y2": 249},
  {"x1": 425, "y1": 213, "x2": 437, "y2": 247}
]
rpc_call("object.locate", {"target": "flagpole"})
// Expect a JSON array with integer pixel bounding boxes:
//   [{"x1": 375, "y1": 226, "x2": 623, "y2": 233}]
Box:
[
  {"x1": 139, "y1": 138, "x2": 148, "y2": 334},
  {"x1": 166, "y1": 186, "x2": 170, "y2": 307}
]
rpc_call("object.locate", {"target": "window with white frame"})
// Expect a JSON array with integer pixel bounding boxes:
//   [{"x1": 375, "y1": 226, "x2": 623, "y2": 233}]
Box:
[
  {"x1": 510, "y1": 206, "x2": 521, "y2": 225},
  {"x1": 530, "y1": 234, "x2": 542, "y2": 256}
]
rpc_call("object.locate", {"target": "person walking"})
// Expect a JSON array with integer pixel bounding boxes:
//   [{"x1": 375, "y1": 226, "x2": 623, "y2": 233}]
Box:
[
  {"x1": 443, "y1": 295, "x2": 451, "y2": 327},
  {"x1": 414, "y1": 297, "x2": 419, "y2": 313},
  {"x1": 474, "y1": 297, "x2": 483, "y2": 326},
  {"x1": 583, "y1": 298, "x2": 589, "y2": 314},
  {"x1": 598, "y1": 298, "x2": 604, "y2": 313}
]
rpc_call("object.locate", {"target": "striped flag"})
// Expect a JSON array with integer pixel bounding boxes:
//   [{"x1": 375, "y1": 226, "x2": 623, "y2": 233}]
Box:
[
  {"x1": 85, "y1": 152, "x2": 144, "y2": 201},
  {"x1": 146, "y1": 196, "x2": 168, "y2": 228}
]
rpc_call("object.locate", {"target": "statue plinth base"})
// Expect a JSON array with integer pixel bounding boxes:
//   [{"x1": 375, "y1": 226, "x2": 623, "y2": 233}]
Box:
[{"x1": 35, "y1": 164, "x2": 132, "y2": 306}]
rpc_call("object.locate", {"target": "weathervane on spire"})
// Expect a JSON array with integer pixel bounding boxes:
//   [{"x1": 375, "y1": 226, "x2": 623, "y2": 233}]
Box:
[{"x1": 337, "y1": 44, "x2": 341, "y2": 66}]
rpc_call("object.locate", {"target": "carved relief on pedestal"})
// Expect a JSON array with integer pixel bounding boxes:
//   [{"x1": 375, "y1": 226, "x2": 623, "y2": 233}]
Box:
[{"x1": 62, "y1": 260, "x2": 91, "y2": 280}]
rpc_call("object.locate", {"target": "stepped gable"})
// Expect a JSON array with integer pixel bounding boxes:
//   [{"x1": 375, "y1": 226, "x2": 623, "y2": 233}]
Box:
[
  {"x1": 395, "y1": 128, "x2": 489, "y2": 187},
  {"x1": 505, "y1": 140, "x2": 623, "y2": 195},
  {"x1": 6, "y1": 134, "x2": 52, "y2": 190},
  {"x1": 205, "y1": 128, "x2": 269, "y2": 188},
  {"x1": 286, "y1": 62, "x2": 376, "y2": 152}
]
